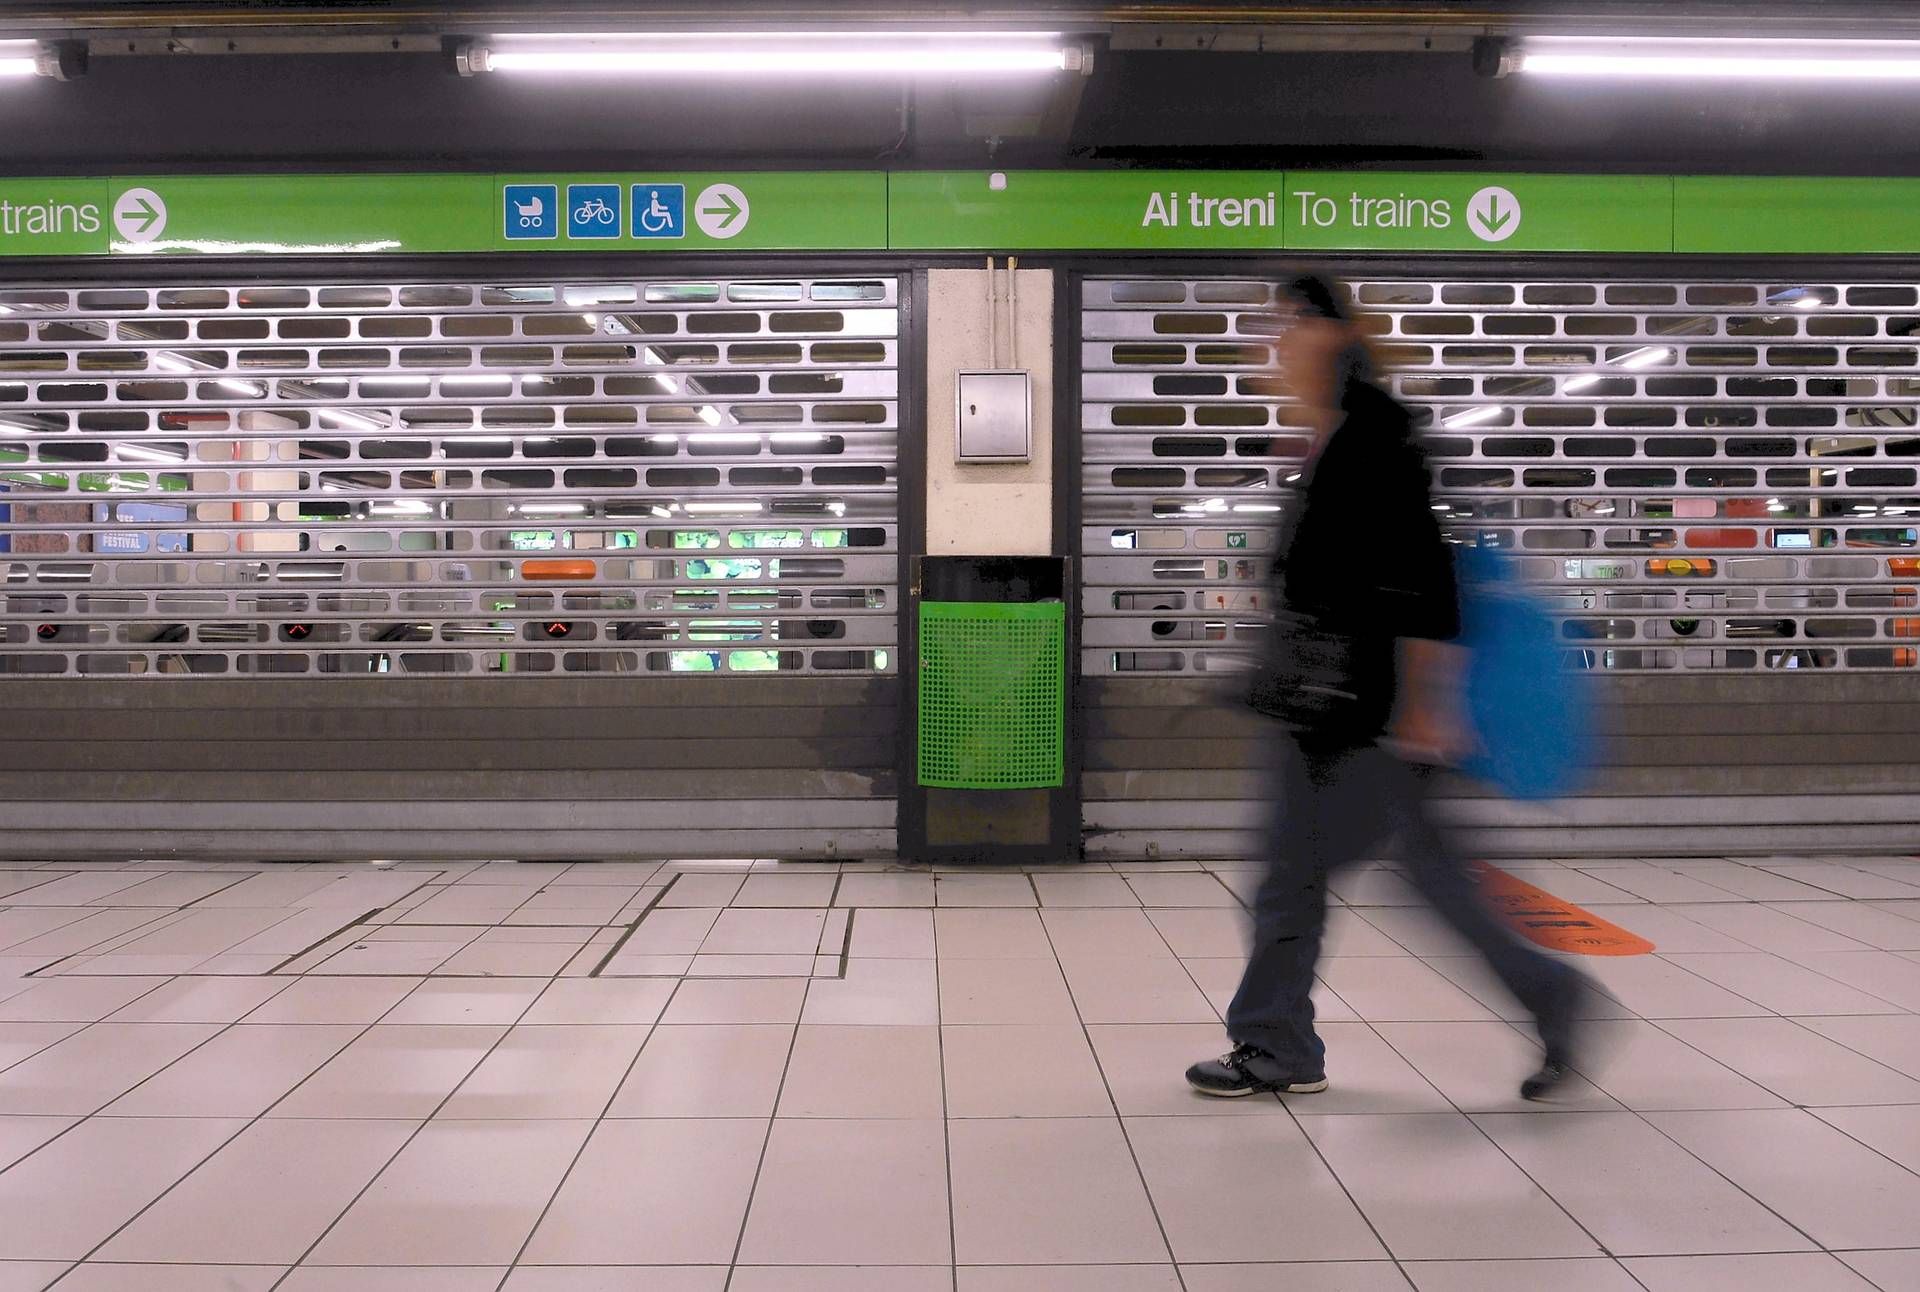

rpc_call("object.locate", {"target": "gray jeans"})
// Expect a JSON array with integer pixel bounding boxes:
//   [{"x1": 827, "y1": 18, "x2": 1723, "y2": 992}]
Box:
[{"x1": 1226, "y1": 739, "x2": 1574, "y2": 1070}]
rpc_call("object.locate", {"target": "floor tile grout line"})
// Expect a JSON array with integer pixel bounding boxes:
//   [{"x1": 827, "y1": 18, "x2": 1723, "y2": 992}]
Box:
[
  {"x1": 263, "y1": 907, "x2": 410, "y2": 976},
  {"x1": 0, "y1": 870, "x2": 85, "y2": 905},
  {"x1": 586, "y1": 872, "x2": 681, "y2": 978},
  {"x1": 258, "y1": 970, "x2": 540, "y2": 1292},
  {"x1": 1586, "y1": 1067, "x2": 1842, "y2": 1259},
  {"x1": 1800, "y1": 1105, "x2": 1920, "y2": 1186},
  {"x1": 10, "y1": 902, "x2": 176, "y2": 963},
  {"x1": 47, "y1": 968, "x2": 450, "y2": 1288},
  {"x1": 0, "y1": 903, "x2": 100, "y2": 959},
  {"x1": 1273, "y1": 1070, "x2": 1407, "y2": 1284},
  {"x1": 1631, "y1": 940, "x2": 1844, "y2": 1017},
  {"x1": 1365, "y1": 1012, "x2": 1646, "y2": 1270},
  {"x1": 0, "y1": 968, "x2": 194, "y2": 1177},
  {"x1": 0, "y1": 976, "x2": 194, "y2": 1079},
  {"x1": 12, "y1": 973, "x2": 286, "y2": 1118},
  {"x1": 718, "y1": 995, "x2": 807, "y2": 1292},
  {"x1": 835, "y1": 906, "x2": 856, "y2": 979},
  {"x1": 15, "y1": 906, "x2": 184, "y2": 977},
  {"x1": 1649, "y1": 945, "x2": 1908, "y2": 1015},
  {"x1": 491, "y1": 971, "x2": 679, "y2": 1292},
  {"x1": 1777, "y1": 1006, "x2": 1920, "y2": 1063},
  {"x1": 1771, "y1": 900, "x2": 1920, "y2": 946},
  {"x1": 931, "y1": 906, "x2": 959, "y2": 1292},
  {"x1": 170, "y1": 872, "x2": 258, "y2": 913},
  {"x1": 1645, "y1": 897, "x2": 1881, "y2": 958},
  {"x1": 1643, "y1": 1012, "x2": 1920, "y2": 1113},
  {"x1": 1032, "y1": 899, "x2": 1193, "y2": 1292},
  {"x1": 1351, "y1": 1008, "x2": 1636, "y2": 1267}
]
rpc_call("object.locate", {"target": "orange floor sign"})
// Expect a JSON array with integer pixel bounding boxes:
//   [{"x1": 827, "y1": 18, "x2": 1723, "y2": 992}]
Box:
[{"x1": 1468, "y1": 861, "x2": 1656, "y2": 956}]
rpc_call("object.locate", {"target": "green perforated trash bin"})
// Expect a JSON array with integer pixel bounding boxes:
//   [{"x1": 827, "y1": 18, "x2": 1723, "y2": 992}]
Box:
[{"x1": 917, "y1": 600, "x2": 1066, "y2": 789}]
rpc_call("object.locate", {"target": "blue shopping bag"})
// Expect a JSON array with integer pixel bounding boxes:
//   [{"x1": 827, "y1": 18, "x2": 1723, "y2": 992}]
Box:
[{"x1": 1454, "y1": 544, "x2": 1597, "y2": 800}]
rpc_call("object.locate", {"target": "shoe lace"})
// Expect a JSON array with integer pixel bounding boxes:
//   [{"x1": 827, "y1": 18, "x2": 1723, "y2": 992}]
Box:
[{"x1": 1221, "y1": 1043, "x2": 1265, "y2": 1070}]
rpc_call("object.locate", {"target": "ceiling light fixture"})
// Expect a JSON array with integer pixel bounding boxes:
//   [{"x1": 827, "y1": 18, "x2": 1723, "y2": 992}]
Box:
[
  {"x1": 1494, "y1": 36, "x2": 1920, "y2": 81},
  {"x1": 0, "y1": 41, "x2": 85, "y2": 80},
  {"x1": 457, "y1": 31, "x2": 1086, "y2": 78}
]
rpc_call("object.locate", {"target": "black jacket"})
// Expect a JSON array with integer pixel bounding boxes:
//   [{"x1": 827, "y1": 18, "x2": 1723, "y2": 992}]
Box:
[{"x1": 1274, "y1": 381, "x2": 1461, "y2": 745}]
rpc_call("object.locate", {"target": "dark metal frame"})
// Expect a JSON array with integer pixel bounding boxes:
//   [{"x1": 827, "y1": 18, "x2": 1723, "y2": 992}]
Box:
[{"x1": 895, "y1": 268, "x2": 930, "y2": 860}]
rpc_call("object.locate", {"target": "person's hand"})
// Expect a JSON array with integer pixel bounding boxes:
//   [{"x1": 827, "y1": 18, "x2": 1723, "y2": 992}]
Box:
[
  {"x1": 1386, "y1": 704, "x2": 1473, "y2": 766},
  {"x1": 1390, "y1": 638, "x2": 1476, "y2": 766}
]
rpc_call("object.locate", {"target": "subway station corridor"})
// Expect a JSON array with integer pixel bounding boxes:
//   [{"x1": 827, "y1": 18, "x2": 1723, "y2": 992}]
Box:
[{"x1": 2, "y1": 856, "x2": 1919, "y2": 1291}]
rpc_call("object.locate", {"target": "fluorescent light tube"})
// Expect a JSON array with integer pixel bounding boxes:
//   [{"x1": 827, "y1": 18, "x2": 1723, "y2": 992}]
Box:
[
  {"x1": 1512, "y1": 37, "x2": 1920, "y2": 81},
  {"x1": 1442, "y1": 406, "x2": 1506, "y2": 429},
  {"x1": 0, "y1": 42, "x2": 41, "y2": 78},
  {"x1": 463, "y1": 32, "x2": 1080, "y2": 78}
]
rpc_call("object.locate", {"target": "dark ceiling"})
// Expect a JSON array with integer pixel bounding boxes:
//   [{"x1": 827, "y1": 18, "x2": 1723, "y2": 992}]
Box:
[{"x1": 4, "y1": 12, "x2": 1920, "y2": 174}]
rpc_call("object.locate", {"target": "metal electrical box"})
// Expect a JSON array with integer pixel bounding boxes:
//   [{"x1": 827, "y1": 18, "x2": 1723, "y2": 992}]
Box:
[{"x1": 956, "y1": 369, "x2": 1033, "y2": 463}]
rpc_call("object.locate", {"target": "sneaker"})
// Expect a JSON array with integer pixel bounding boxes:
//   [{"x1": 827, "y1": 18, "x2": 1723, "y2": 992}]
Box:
[
  {"x1": 1520, "y1": 1059, "x2": 1574, "y2": 1101},
  {"x1": 1521, "y1": 968, "x2": 1600, "y2": 1102},
  {"x1": 1186, "y1": 1043, "x2": 1328, "y2": 1098}
]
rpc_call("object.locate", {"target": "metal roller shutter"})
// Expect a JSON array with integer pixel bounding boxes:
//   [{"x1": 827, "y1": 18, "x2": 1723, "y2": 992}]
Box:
[
  {"x1": 0, "y1": 270, "x2": 903, "y2": 861},
  {"x1": 1079, "y1": 271, "x2": 1920, "y2": 858}
]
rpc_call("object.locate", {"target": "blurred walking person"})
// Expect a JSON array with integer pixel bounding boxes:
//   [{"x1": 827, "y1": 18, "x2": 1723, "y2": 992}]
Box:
[{"x1": 1185, "y1": 273, "x2": 1593, "y2": 1102}]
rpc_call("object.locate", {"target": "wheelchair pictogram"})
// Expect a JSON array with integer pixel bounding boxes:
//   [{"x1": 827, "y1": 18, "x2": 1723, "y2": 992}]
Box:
[{"x1": 631, "y1": 184, "x2": 686, "y2": 239}]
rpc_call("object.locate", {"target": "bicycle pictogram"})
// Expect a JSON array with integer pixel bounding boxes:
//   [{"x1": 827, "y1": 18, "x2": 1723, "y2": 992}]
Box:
[{"x1": 574, "y1": 197, "x2": 617, "y2": 226}]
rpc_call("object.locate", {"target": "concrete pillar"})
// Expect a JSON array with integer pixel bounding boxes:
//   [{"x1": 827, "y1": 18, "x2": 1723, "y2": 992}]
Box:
[{"x1": 924, "y1": 267, "x2": 1054, "y2": 557}]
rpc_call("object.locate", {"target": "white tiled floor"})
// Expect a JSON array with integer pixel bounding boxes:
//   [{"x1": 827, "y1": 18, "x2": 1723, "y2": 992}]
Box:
[{"x1": 2, "y1": 854, "x2": 1919, "y2": 1290}]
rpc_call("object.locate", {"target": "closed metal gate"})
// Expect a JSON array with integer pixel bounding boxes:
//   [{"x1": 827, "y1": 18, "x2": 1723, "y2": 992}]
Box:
[
  {"x1": 1080, "y1": 271, "x2": 1920, "y2": 857},
  {"x1": 0, "y1": 270, "x2": 903, "y2": 860}
]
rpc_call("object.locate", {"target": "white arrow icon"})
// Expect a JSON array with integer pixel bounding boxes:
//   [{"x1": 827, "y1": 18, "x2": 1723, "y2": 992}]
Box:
[
  {"x1": 1466, "y1": 186, "x2": 1521, "y2": 244},
  {"x1": 113, "y1": 187, "x2": 168, "y2": 245},
  {"x1": 695, "y1": 183, "x2": 749, "y2": 240}
]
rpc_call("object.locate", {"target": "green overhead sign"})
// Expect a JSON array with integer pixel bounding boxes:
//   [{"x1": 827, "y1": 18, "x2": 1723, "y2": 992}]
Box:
[
  {"x1": 1674, "y1": 176, "x2": 1920, "y2": 254},
  {"x1": 0, "y1": 169, "x2": 1913, "y2": 257},
  {"x1": 1284, "y1": 172, "x2": 1672, "y2": 254},
  {"x1": 0, "y1": 172, "x2": 888, "y2": 258},
  {"x1": 0, "y1": 179, "x2": 111, "y2": 256},
  {"x1": 890, "y1": 170, "x2": 1674, "y2": 253},
  {"x1": 887, "y1": 170, "x2": 1287, "y2": 251}
]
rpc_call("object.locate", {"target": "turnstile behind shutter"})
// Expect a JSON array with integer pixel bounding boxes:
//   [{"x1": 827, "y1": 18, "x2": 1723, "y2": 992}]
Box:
[{"x1": 0, "y1": 271, "x2": 903, "y2": 860}]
